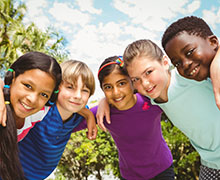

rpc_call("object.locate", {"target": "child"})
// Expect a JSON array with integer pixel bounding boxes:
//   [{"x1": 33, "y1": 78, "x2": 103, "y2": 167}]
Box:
[
  {"x1": 18, "y1": 60, "x2": 97, "y2": 180},
  {"x1": 161, "y1": 15, "x2": 220, "y2": 110},
  {"x1": 0, "y1": 51, "x2": 62, "y2": 180},
  {"x1": 73, "y1": 56, "x2": 174, "y2": 179},
  {"x1": 122, "y1": 39, "x2": 220, "y2": 179}
]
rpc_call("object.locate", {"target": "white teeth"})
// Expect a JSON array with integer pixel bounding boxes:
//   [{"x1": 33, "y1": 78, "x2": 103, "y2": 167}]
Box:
[
  {"x1": 21, "y1": 103, "x2": 32, "y2": 110},
  {"x1": 147, "y1": 87, "x2": 153, "y2": 92},
  {"x1": 115, "y1": 97, "x2": 123, "y2": 102},
  {"x1": 190, "y1": 67, "x2": 198, "y2": 76}
]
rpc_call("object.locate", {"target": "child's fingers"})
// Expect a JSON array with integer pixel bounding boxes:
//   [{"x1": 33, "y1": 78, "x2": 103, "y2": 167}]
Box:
[
  {"x1": 0, "y1": 107, "x2": 6, "y2": 127},
  {"x1": 87, "y1": 127, "x2": 97, "y2": 140},
  {"x1": 91, "y1": 127, "x2": 98, "y2": 139},
  {"x1": 210, "y1": 52, "x2": 220, "y2": 110},
  {"x1": 105, "y1": 112, "x2": 111, "y2": 124},
  {"x1": 97, "y1": 118, "x2": 107, "y2": 132},
  {"x1": 213, "y1": 89, "x2": 220, "y2": 110}
]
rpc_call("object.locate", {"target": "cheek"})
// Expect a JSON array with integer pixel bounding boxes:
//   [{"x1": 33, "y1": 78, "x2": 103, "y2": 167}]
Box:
[
  {"x1": 82, "y1": 94, "x2": 90, "y2": 104},
  {"x1": 176, "y1": 68, "x2": 186, "y2": 77},
  {"x1": 36, "y1": 99, "x2": 47, "y2": 110},
  {"x1": 59, "y1": 89, "x2": 70, "y2": 99},
  {"x1": 10, "y1": 85, "x2": 20, "y2": 104},
  {"x1": 104, "y1": 91, "x2": 112, "y2": 102},
  {"x1": 133, "y1": 83, "x2": 144, "y2": 94}
]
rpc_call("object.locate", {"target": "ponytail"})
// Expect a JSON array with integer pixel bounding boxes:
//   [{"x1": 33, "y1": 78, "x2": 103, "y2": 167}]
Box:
[{"x1": 0, "y1": 69, "x2": 24, "y2": 180}]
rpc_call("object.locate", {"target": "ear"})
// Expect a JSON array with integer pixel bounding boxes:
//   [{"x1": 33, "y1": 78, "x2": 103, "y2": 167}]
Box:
[
  {"x1": 208, "y1": 35, "x2": 219, "y2": 51},
  {"x1": 11, "y1": 71, "x2": 16, "y2": 84},
  {"x1": 162, "y1": 55, "x2": 170, "y2": 70}
]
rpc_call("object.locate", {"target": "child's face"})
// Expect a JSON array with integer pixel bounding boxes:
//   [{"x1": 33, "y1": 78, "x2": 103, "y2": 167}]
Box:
[
  {"x1": 126, "y1": 56, "x2": 170, "y2": 103},
  {"x1": 164, "y1": 31, "x2": 218, "y2": 81},
  {"x1": 10, "y1": 69, "x2": 55, "y2": 120},
  {"x1": 102, "y1": 68, "x2": 136, "y2": 110},
  {"x1": 57, "y1": 76, "x2": 90, "y2": 117}
]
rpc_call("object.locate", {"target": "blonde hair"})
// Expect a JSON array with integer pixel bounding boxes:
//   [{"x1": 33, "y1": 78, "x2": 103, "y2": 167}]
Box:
[
  {"x1": 123, "y1": 39, "x2": 164, "y2": 66},
  {"x1": 60, "y1": 60, "x2": 95, "y2": 96}
]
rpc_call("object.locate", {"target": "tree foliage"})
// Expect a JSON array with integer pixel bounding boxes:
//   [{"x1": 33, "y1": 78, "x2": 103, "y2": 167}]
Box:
[
  {"x1": 56, "y1": 128, "x2": 119, "y2": 180},
  {"x1": 0, "y1": 0, "x2": 69, "y2": 71}
]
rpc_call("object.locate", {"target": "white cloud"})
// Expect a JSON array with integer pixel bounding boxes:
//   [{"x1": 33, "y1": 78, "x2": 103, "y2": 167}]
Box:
[
  {"x1": 113, "y1": 0, "x2": 200, "y2": 31},
  {"x1": 25, "y1": 0, "x2": 48, "y2": 16},
  {"x1": 23, "y1": 0, "x2": 50, "y2": 30},
  {"x1": 76, "y1": 0, "x2": 102, "y2": 14},
  {"x1": 202, "y1": 8, "x2": 220, "y2": 30},
  {"x1": 186, "y1": 0, "x2": 200, "y2": 14},
  {"x1": 49, "y1": 2, "x2": 91, "y2": 27},
  {"x1": 67, "y1": 22, "x2": 126, "y2": 64}
]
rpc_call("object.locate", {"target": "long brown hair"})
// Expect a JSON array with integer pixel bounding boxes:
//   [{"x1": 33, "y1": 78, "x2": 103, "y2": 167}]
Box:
[{"x1": 0, "y1": 51, "x2": 62, "y2": 180}]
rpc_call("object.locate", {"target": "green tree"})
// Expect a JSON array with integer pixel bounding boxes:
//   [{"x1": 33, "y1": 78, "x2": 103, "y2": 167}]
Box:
[
  {"x1": 0, "y1": 0, "x2": 68, "y2": 71},
  {"x1": 56, "y1": 128, "x2": 120, "y2": 180},
  {"x1": 0, "y1": 0, "x2": 26, "y2": 67}
]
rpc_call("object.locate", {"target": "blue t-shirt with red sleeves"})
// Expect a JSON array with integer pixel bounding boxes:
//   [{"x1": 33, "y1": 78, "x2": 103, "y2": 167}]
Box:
[
  {"x1": 18, "y1": 104, "x2": 83, "y2": 180},
  {"x1": 75, "y1": 93, "x2": 173, "y2": 179}
]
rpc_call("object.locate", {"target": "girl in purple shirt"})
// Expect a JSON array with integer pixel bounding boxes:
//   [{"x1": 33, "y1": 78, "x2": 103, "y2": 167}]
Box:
[{"x1": 76, "y1": 56, "x2": 174, "y2": 180}]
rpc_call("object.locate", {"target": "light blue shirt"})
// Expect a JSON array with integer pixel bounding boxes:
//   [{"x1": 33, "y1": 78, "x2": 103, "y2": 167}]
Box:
[{"x1": 152, "y1": 69, "x2": 220, "y2": 169}]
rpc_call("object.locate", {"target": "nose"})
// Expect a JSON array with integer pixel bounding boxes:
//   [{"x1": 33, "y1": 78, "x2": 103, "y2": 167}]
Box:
[
  {"x1": 112, "y1": 87, "x2": 119, "y2": 96},
  {"x1": 74, "y1": 89, "x2": 82, "y2": 99},
  {"x1": 182, "y1": 58, "x2": 192, "y2": 69},
  {"x1": 26, "y1": 92, "x2": 38, "y2": 104},
  {"x1": 142, "y1": 78, "x2": 150, "y2": 88}
]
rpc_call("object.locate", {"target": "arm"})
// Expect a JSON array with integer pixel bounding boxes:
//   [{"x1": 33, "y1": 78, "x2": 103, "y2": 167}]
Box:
[
  {"x1": 0, "y1": 78, "x2": 6, "y2": 126},
  {"x1": 210, "y1": 47, "x2": 220, "y2": 110},
  {"x1": 96, "y1": 97, "x2": 111, "y2": 132},
  {"x1": 78, "y1": 107, "x2": 97, "y2": 140}
]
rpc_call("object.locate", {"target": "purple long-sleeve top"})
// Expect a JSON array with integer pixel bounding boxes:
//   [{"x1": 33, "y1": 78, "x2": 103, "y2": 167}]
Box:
[{"x1": 75, "y1": 93, "x2": 173, "y2": 180}]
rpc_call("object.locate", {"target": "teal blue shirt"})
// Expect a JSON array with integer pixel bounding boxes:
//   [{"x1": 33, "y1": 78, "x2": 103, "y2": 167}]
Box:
[{"x1": 152, "y1": 69, "x2": 220, "y2": 169}]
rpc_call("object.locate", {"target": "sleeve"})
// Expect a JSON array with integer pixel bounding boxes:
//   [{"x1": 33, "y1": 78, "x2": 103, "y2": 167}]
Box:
[{"x1": 73, "y1": 106, "x2": 98, "y2": 132}]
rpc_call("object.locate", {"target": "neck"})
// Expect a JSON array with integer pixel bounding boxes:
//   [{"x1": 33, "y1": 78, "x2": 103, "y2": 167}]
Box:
[
  {"x1": 13, "y1": 111, "x2": 25, "y2": 129},
  {"x1": 56, "y1": 102, "x2": 75, "y2": 121},
  {"x1": 15, "y1": 117, "x2": 25, "y2": 129},
  {"x1": 117, "y1": 94, "x2": 137, "y2": 110},
  {"x1": 154, "y1": 71, "x2": 171, "y2": 103}
]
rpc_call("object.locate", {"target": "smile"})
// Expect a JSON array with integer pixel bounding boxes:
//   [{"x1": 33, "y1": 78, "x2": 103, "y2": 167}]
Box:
[
  {"x1": 21, "y1": 102, "x2": 32, "y2": 110},
  {"x1": 114, "y1": 97, "x2": 123, "y2": 102},
  {"x1": 70, "y1": 101, "x2": 81, "y2": 105},
  {"x1": 146, "y1": 85, "x2": 155, "y2": 93},
  {"x1": 189, "y1": 66, "x2": 198, "y2": 76}
]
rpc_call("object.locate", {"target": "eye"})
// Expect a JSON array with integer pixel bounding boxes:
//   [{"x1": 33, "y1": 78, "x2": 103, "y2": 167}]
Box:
[
  {"x1": 82, "y1": 87, "x2": 90, "y2": 94},
  {"x1": 131, "y1": 77, "x2": 139, "y2": 83},
  {"x1": 186, "y1": 48, "x2": 194, "y2": 56},
  {"x1": 172, "y1": 61, "x2": 182, "y2": 68},
  {"x1": 145, "y1": 70, "x2": 152, "y2": 75},
  {"x1": 40, "y1": 92, "x2": 49, "y2": 98},
  {"x1": 67, "y1": 85, "x2": 73, "y2": 89},
  {"x1": 119, "y1": 81, "x2": 126, "y2": 86},
  {"x1": 24, "y1": 83, "x2": 32, "y2": 89},
  {"x1": 103, "y1": 85, "x2": 112, "y2": 90}
]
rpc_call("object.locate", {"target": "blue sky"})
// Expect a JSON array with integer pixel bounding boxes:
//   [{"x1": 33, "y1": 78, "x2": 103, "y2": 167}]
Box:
[{"x1": 19, "y1": 0, "x2": 220, "y2": 101}]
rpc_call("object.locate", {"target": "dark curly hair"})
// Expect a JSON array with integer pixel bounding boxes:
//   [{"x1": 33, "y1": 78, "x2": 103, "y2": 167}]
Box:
[{"x1": 162, "y1": 16, "x2": 214, "y2": 49}]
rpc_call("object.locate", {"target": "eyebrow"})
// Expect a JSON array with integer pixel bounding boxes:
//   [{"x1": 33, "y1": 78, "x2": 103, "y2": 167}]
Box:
[
  {"x1": 103, "y1": 78, "x2": 128, "y2": 86},
  {"x1": 25, "y1": 79, "x2": 53, "y2": 94},
  {"x1": 141, "y1": 67, "x2": 151, "y2": 76},
  {"x1": 181, "y1": 43, "x2": 191, "y2": 53}
]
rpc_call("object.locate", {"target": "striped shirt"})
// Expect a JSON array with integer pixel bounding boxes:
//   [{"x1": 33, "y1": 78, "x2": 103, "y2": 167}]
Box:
[
  {"x1": 18, "y1": 104, "x2": 83, "y2": 179},
  {"x1": 17, "y1": 106, "x2": 50, "y2": 142}
]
